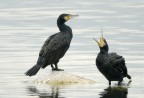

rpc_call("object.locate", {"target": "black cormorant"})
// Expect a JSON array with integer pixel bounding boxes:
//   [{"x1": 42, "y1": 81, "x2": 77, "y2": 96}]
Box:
[
  {"x1": 93, "y1": 33, "x2": 131, "y2": 86},
  {"x1": 25, "y1": 14, "x2": 78, "y2": 76}
]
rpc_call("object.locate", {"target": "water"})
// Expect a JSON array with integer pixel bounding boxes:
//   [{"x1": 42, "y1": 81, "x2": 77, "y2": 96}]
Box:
[{"x1": 0, "y1": 0, "x2": 144, "y2": 98}]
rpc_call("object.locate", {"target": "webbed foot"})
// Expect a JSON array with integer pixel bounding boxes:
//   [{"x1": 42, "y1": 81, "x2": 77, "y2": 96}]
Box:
[{"x1": 52, "y1": 68, "x2": 64, "y2": 71}]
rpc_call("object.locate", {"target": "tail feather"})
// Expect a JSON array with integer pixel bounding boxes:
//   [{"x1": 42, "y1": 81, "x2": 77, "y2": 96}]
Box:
[
  {"x1": 127, "y1": 74, "x2": 131, "y2": 79},
  {"x1": 25, "y1": 65, "x2": 41, "y2": 76}
]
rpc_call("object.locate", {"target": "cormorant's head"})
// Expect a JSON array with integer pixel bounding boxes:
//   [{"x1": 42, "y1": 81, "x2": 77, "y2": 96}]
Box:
[
  {"x1": 57, "y1": 14, "x2": 79, "y2": 24},
  {"x1": 93, "y1": 32, "x2": 109, "y2": 53}
]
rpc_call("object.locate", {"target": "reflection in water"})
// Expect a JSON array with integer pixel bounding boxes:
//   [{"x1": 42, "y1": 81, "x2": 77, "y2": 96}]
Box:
[
  {"x1": 26, "y1": 86, "x2": 64, "y2": 98},
  {"x1": 99, "y1": 86, "x2": 128, "y2": 98},
  {"x1": 0, "y1": 0, "x2": 144, "y2": 98}
]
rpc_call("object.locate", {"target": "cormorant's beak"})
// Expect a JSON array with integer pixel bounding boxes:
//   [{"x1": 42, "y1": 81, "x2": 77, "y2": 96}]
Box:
[
  {"x1": 64, "y1": 14, "x2": 79, "y2": 21},
  {"x1": 93, "y1": 34, "x2": 105, "y2": 47},
  {"x1": 70, "y1": 14, "x2": 79, "y2": 18}
]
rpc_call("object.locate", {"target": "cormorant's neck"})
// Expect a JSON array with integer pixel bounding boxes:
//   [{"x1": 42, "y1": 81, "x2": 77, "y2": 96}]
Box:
[
  {"x1": 100, "y1": 46, "x2": 109, "y2": 54},
  {"x1": 100, "y1": 49, "x2": 108, "y2": 54},
  {"x1": 57, "y1": 20, "x2": 72, "y2": 33}
]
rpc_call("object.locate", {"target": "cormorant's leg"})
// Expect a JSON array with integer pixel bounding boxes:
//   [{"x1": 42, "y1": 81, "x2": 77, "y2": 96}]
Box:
[
  {"x1": 51, "y1": 64, "x2": 55, "y2": 71},
  {"x1": 118, "y1": 81, "x2": 121, "y2": 86},
  {"x1": 54, "y1": 63, "x2": 64, "y2": 71},
  {"x1": 109, "y1": 81, "x2": 111, "y2": 86},
  {"x1": 127, "y1": 80, "x2": 132, "y2": 86},
  {"x1": 118, "y1": 76, "x2": 123, "y2": 86}
]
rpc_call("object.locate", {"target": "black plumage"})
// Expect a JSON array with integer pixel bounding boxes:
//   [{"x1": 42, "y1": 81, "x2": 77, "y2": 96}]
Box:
[
  {"x1": 25, "y1": 14, "x2": 78, "y2": 76},
  {"x1": 94, "y1": 34, "x2": 131, "y2": 85}
]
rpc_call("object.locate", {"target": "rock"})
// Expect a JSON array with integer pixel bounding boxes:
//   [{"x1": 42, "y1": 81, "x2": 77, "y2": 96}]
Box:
[{"x1": 32, "y1": 71, "x2": 95, "y2": 86}]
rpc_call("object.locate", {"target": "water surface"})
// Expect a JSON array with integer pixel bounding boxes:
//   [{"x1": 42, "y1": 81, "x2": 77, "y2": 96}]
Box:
[{"x1": 0, "y1": 0, "x2": 144, "y2": 98}]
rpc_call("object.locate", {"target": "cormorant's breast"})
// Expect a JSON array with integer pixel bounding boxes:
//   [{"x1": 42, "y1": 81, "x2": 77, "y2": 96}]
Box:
[{"x1": 96, "y1": 53, "x2": 108, "y2": 67}]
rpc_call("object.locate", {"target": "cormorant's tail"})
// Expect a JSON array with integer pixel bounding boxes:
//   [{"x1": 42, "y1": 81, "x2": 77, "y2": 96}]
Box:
[
  {"x1": 25, "y1": 64, "x2": 41, "y2": 76},
  {"x1": 127, "y1": 74, "x2": 131, "y2": 79}
]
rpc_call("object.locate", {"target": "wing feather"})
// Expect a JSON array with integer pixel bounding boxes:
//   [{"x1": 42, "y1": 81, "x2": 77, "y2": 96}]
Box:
[
  {"x1": 37, "y1": 32, "x2": 71, "y2": 68},
  {"x1": 106, "y1": 53, "x2": 128, "y2": 76}
]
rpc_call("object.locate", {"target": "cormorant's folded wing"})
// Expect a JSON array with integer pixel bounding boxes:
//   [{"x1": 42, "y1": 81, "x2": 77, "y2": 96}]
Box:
[
  {"x1": 39, "y1": 33, "x2": 57, "y2": 56},
  {"x1": 106, "y1": 53, "x2": 128, "y2": 76},
  {"x1": 106, "y1": 53, "x2": 123, "y2": 65},
  {"x1": 37, "y1": 32, "x2": 70, "y2": 66}
]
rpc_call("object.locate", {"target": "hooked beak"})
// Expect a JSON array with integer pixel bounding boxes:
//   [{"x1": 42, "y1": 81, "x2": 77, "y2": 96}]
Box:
[
  {"x1": 93, "y1": 33, "x2": 105, "y2": 47},
  {"x1": 64, "y1": 14, "x2": 79, "y2": 21},
  {"x1": 70, "y1": 14, "x2": 79, "y2": 18}
]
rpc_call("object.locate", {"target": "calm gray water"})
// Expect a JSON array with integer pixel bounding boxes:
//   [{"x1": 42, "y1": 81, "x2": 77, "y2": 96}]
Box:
[{"x1": 0, "y1": 0, "x2": 144, "y2": 98}]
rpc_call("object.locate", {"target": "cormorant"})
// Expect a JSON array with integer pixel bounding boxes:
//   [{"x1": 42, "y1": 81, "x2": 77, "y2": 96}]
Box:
[
  {"x1": 93, "y1": 33, "x2": 131, "y2": 86},
  {"x1": 25, "y1": 14, "x2": 78, "y2": 76}
]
